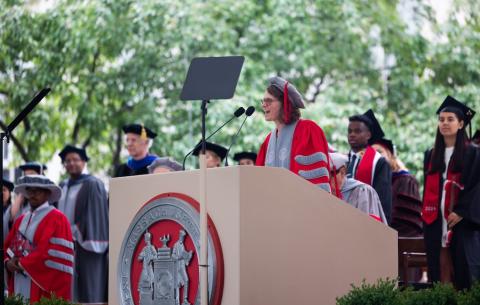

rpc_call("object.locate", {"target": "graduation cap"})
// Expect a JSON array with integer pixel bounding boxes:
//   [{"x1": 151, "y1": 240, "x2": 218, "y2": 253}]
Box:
[
  {"x1": 350, "y1": 109, "x2": 385, "y2": 144},
  {"x1": 233, "y1": 151, "x2": 257, "y2": 163},
  {"x1": 268, "y1": 76, "x2": 305, "y2": 124},
  {"x1": 58, "y1": 145, "x2": 89, "y2": 162},
  {"x1": 122, "y1": 124, "x2": 157, "y2": 139},
  {"x1": 192, "y1": 141, "x2": 228, "y2": 161},
  {"x1": 2, "y1": 178, "x2": 14, "y2": 192},
  {"x1": 374, "y1": 138, "x2": 395, "y2": 155},
  {"x1": 19, "y1": 161, "x2": 47, "y2": 174},
  {"x1": 436, "y1": 96, "x2": 476, "y2": 126}
]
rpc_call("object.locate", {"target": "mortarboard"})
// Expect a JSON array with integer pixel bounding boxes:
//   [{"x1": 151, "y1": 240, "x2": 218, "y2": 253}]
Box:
[
  {"x1": 58, "y1": 145, "x2": 89, "y2": 162},
  {"x1": 192, "y1": 141, "x2": 228, "y2": 161},
  {"x1": 19, "y1": 161, "x2": 47, "y2": 174},
  {"x1": 122, "y1": 124, "x2": 157, "y2": 139},
  {"x1": 436, "y1": 95, "x2": 475, "y2": 126},
  {"x1": 350, "y1": 109, "x2": 385, "y2": 144},
  {"x1": 374, "y1": 138, "x2": 395, "y2": 155},
  {"x1": 233, "y1": 152, "x2": 257, "y2": 163}
]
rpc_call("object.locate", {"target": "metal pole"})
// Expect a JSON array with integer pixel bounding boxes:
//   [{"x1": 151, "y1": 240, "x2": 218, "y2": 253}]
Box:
[
  {"x1": 199, "y1": 100, "x2": 209, "y2": 305},
  {"x1": 1, "y1": 132, "x2": 8, "y2": 299}
]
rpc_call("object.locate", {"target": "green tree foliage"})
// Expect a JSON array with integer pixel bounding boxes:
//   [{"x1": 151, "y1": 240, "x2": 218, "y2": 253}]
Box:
[{"x1": 1, "y1": 0, "x2": 479, "y2": 179}]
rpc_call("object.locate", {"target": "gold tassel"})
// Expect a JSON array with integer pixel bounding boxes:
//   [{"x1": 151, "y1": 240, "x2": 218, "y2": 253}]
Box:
[{"x1": 140, "y1": 124, "x2": 148, "y2": 140}]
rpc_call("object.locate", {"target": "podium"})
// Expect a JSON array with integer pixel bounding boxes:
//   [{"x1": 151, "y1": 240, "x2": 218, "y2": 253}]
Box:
[{"x1": 109, "y1": 166, "x2": 397, "y2": 305}]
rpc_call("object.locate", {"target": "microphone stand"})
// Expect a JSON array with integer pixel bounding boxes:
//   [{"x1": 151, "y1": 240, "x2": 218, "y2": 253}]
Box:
[
  {"x1": 199, "y1": 100, "x2": 208, "y2": 305},
  {"x1": 182, "y1": 107, "x2": 245, "y2": 170},
  {"x1": 1, "y1": 88, "x2": 50, "y2": 301},
  {"x1": 224, "y1": 106, "x2": 255, "y2": 166},
  {"x1": 224, "y1": 116, "x2": 249, "y2": 166}
]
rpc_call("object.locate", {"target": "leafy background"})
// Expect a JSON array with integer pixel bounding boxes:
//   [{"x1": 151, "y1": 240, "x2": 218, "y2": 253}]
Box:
[{"x1": 1, "y1": 0, "x2": 479, "y2": 184}]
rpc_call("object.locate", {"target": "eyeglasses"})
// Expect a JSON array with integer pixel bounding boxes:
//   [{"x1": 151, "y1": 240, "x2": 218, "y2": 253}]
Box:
[
  {"x1": 260, "y1": 98, "x2": 278, "y2": 105},
  {"x1": 63, "y1": 158, "x2": 83, "y2": 165}
]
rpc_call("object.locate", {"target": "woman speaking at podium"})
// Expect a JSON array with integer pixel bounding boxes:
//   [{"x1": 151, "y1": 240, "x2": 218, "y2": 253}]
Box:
[{"x1": 256, "y1": 76, "x2": 332, "y2": 193}]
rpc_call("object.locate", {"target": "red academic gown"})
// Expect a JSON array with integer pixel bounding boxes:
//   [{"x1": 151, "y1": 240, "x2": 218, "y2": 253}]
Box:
[
  {"x1": 256, "y1": 119, "x2": 332, "y2": 191},
  {"x1": 4, "y1": 205, "x2": 74, "y2": 303}
]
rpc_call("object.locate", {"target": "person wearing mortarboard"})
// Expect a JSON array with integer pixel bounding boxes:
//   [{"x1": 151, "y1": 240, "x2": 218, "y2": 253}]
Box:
[
  {"x1": 372, "y1": 138, "x2": 423, "y2": 237},
  {"x1": 192, "y1": 141, "x2": 228, "y2": 168},
  {"x1": 4, "y1": 175, "x2": 74, "y2": 302},
  {"x1": 422, "y1": 96, "x2": 480, "y2": 289},
  {"x1": 256, "y1": 76, "x2": 332, "y2": 193},
  {"x1": 57, "y1": 145, "x2": 109, "y2": 303},
  {"x1": 18, "y1": 161, "x2": 47, "y2": 176},
  {"x1": 329, "y1": 153, "x2": 387, "y2": 224},
  {"x1": 346, "y1": 109, "x2": 392, "y2": 224},
  {"x1": 114, "y1": 123, "x2": 159, "y2": 177},
  {"x1": 233, "y1": 151, "x2": 257, "y2": 166}
]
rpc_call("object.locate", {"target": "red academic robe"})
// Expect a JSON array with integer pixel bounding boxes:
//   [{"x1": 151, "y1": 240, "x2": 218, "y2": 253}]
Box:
[
  {"x1": 256, "y1": 119, "x2": 332, "y2": 191},
  {"x1": 4, "y1": 206, "x2": 74, "y2": 303}
]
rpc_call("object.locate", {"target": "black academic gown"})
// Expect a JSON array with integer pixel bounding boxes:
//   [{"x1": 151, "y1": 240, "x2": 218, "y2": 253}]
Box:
[
  {"x1": 114, "y1": 163, "x2": 149, "y2": 177},
  {"x1": 451, "y1": 145, "x2": 480, "y2": 289},
  {"x1": 423, "y1": 146, "x2": 480, "y2": 288},
  {"x1": 59, "y1": 175, "x2": 109, "y2": 302},
  {"x1": 372, "y1": 157, "x2": 393, "y2": 224}
]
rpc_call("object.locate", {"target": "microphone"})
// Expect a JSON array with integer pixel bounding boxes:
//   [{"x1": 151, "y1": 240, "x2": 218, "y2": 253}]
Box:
[
  {"x1": 7, "y1": 88, "x2": 51, "y2": 133},
  {"x1": 224, "y1": 106, "x2": 255, "y2": 166},
  {"x1": 182, "y1": 107, "x2": 245, "y2": 169}
]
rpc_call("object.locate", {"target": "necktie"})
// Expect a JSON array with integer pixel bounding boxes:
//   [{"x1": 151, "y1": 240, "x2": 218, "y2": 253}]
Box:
[{"x1": 346, "y1": 154, "x2": 357, "y2": 178}]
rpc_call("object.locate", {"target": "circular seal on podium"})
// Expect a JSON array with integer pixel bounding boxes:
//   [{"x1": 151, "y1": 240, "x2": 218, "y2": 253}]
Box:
[{"x1": 118, "y1": 193, "x2": 224, "y2": 305}]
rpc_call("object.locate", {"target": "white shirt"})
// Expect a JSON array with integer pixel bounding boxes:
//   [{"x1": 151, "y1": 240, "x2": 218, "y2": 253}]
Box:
[{"x1": 440, "y1": 147, "x2": 454, "y2": 247}]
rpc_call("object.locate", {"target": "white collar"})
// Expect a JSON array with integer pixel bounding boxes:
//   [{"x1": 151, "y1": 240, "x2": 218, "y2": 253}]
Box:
[{"x1": 30, "y1": 201, "x2": 50, "y2": 213}]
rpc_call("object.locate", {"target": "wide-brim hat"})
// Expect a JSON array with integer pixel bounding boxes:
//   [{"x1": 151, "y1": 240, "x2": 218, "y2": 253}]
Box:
[{"x1": 14, "y1": 175, "x2": 62, "y2": 202}]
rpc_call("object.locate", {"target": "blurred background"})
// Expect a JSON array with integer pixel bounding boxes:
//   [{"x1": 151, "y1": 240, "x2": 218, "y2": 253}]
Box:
[{"x1": 1, "y1": 0, "x2": 479, "y2": 185}]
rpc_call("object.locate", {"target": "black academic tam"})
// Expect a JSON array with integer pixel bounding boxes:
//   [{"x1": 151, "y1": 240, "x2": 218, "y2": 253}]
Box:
[{"x1": 233, "y1": 151, "x2": 257, "y2": 162}]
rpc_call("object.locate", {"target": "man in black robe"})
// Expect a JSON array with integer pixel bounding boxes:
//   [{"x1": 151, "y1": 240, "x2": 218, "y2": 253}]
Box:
[
  {"x1": 115, "y1": 124, "x2": 158, "y2": 177},
  {"x1": 58, "y1": 145, "x2": 109, "y2": 302},
  {"x1": 347, "y1": 109, "x2": 393, "y2": 223}
]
